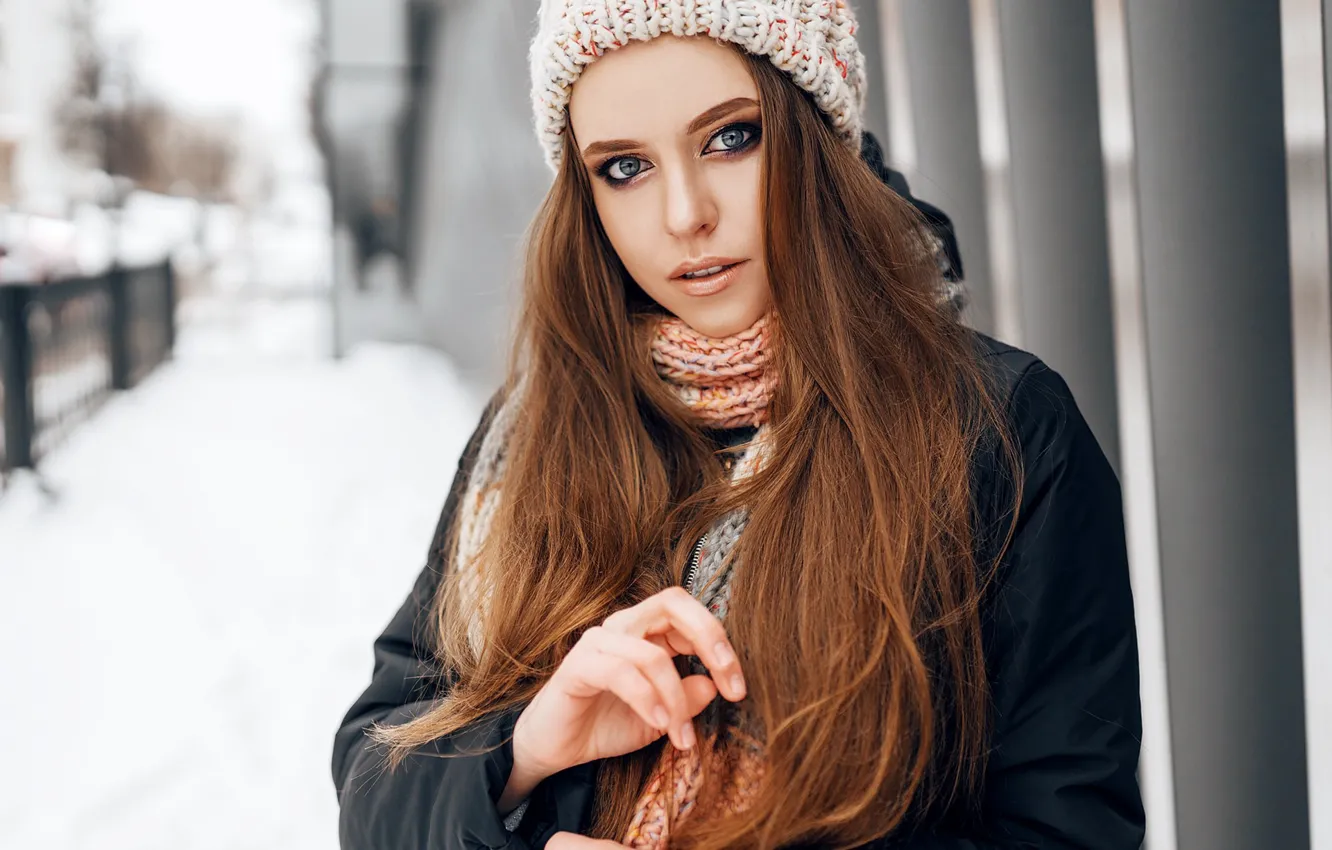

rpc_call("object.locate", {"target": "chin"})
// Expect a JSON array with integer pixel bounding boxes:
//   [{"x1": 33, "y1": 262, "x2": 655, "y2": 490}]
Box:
[
  {"x1": 675, "y1": 297, "x2": 770, "y2": 338},
  {"x1": 677, "y1": 310, "x2": 760, "y2": 338}
]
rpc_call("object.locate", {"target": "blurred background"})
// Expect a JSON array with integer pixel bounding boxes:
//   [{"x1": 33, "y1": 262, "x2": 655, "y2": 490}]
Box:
[{"x1": 0, "y1": 1, "x2": 1327, "y2": 849}]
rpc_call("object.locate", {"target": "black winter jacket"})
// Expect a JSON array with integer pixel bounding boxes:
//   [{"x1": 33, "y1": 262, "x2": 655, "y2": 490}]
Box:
[{"x1": 332, "y1": 335, "x2": 1146, "y2": 849}]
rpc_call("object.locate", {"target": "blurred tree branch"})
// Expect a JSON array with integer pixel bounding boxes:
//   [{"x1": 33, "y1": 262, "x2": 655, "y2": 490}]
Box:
[{"x1": 53, "y1": 0, "x2": 240, "y2": 205}]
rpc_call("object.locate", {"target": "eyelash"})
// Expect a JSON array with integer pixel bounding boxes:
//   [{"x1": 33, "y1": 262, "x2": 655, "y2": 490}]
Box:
[{"x1": 595, "y1": 122, "x2": 763, "y2": 187}]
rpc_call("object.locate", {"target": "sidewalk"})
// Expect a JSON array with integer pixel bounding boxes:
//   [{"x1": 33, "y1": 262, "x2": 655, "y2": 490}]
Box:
[{"x1": 0, "y1": 297, "x2": 486, "y2": 850}]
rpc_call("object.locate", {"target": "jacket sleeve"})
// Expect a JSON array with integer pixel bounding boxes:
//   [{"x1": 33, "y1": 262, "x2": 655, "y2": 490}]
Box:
[
  {"x1": 897, "y1": 361, "x2": 1146, "y2": 849},
  {"x1": 332, "y1": 397, "x2": 533, "y2": 850}
]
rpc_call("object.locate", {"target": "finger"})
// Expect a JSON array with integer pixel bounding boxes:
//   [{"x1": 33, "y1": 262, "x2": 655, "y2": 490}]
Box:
[
  {"x1": 562, "y1": 644, "x2": 673, "y2": 739},
  {"x1": 584, "y1": 628, "x2": 693, "y2": 746},
  {"x1": 548, "y1": 834, "x2": 626, "y2": 850},
  {"x1": 604, "y1": 587, "x2": 747, "y2": 701},
  {"x1": 681, "y1": 674, "x2": 721, "y2": 717},
  {"x1": 603, "y1": 587, "x2": 727, "y2": 661}
]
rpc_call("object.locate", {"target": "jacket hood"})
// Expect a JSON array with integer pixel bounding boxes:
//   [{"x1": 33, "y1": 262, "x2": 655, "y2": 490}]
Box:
[{"x1": 860, "y1": 131, "x2": 968, "y2": 314}]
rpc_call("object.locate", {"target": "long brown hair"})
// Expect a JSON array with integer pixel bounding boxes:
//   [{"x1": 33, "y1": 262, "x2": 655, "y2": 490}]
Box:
[{"x1": 375, "y1": 49, "x2": 1021, "y2": 848}]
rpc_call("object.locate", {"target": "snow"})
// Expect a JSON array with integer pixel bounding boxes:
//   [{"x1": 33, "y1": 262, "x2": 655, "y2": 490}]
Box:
[
  {"x1": 0, "y1": 296, "x2": 489, "y2": 850},
  {"x1": 2, "y1": 188, "x2": 332, "y2": 295}
]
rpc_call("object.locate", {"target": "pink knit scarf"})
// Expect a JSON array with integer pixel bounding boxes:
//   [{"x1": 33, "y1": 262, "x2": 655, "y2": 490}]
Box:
[{"x1": 650, "y1": 314, "x2": 775, "y2": 429}]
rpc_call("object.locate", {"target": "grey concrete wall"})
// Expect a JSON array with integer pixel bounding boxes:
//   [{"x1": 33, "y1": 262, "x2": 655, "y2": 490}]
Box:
[{"x1": 409, "y1": 0, "x2": 548, "y2": 385}]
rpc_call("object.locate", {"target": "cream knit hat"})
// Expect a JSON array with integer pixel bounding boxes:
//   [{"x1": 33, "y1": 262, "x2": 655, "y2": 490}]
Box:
[{"x1": 530, "y1": 0, "x2": 868, "y2": 171}]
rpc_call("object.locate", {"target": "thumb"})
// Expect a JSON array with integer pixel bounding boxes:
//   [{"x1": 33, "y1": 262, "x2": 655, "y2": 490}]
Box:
[{"x1": 681, "y1": 674, "x2": 721, "y2": 716}]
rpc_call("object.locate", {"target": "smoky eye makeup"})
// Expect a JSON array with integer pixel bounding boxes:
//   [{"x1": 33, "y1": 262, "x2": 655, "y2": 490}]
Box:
[
  {"x1": 592, "y1": 117, "x2": 764, "y2": 188},
  {"x1": 596, "y1": 154, "x2": 652, "y2": 185},
  {"x1": 703, "y1": 120, "x2": 762, "y2": 157}
]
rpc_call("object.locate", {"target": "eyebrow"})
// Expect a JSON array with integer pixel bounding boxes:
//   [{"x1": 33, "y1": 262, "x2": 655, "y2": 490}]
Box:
[{"x1": 579, "y1": 97, "x2": 760, "y2": 160}]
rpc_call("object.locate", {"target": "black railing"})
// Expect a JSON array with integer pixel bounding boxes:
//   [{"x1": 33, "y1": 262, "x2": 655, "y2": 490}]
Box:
[{"x1": 0, "y1": 262, "x2": 176, "y2": 473}]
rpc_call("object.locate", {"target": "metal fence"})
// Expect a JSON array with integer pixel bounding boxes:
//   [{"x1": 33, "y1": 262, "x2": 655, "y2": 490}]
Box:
[{"x1": 0, "y1": 262, "x2": 176, "y2": 473}]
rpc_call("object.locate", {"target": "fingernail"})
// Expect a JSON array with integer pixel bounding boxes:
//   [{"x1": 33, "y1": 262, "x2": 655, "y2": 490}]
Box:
[
  {"x1": 652, "y1": 706, "x2": 670, "y2": 729},
  {"x1": 714, "y1": 641, "x2": 736, "y2": 666},
  {"x1": 680, "y1": 722, "x2": 696, "y2": 749},
  {"x1": 731, "y1": 675, "x2": 746, "y2": 697}
]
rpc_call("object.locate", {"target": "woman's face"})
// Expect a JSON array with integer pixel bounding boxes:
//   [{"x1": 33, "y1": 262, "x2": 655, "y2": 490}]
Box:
[{"x1": 568, "y1": 37, "x2": 771, "y2": 338}]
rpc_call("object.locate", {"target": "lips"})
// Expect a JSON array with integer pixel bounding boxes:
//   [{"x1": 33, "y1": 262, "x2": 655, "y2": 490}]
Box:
[
  {"x1": 671, "y1": 259, "x2": 749, "y2": 297},
  {"x1": 670, "y1": 257, "x2": 747, "y2": 281}
]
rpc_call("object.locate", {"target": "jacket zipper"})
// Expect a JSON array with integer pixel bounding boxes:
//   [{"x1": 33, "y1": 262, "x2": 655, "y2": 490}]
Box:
[{"x1": 682, "y1": 532, "x2": 708, "y2": 591}]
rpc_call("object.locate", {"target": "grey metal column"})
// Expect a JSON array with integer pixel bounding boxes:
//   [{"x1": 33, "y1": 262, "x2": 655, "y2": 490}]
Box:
[
  {"x1": 995, "y1": 1, "x2": 1119, "y2": 471},
  {"x1": 412, "y1": 0, "x2": 550, "y2": 383},
  {"x1": 852, "y1": 0, "x2": 888, "y2": 141},
  {"x1": 1326, "y1": 0, "x2": 1332, "y2": 307},
  {"x1": 1125, "y1": 3, "x2": 1310, "y2": 849},
  {"x1": 898, "y1": 1, "x2": 995, "y2": 335}
]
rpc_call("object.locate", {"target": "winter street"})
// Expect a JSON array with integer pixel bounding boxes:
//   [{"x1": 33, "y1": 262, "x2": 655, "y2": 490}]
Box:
[
  {"x1": 0, "y1": 298, "x2": 485, "y2": 850},
  {"x1": 0, "y1": 0, "x2": 1330, "y2": 845}
]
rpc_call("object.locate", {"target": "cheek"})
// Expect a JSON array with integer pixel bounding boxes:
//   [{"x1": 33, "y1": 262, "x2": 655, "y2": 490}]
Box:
[
  {"x1": 718, "y1": 155, "x2": 765, "y2": 251},
  {"x1": 593, "y1": 189, "x2": 660, "y2": 279}
]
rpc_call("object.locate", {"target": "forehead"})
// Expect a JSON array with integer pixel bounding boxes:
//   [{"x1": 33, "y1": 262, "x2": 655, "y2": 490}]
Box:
[{"x1": 568, "y1": 36, "x2": 759, "y2": 143}]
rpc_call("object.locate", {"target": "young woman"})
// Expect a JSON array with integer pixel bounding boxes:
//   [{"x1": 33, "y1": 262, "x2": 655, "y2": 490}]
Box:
[{"x1": 332, "y1": 3, "x2": 1145, "y2": 848}]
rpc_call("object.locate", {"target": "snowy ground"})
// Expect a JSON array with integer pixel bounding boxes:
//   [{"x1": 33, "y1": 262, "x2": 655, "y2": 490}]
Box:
[{"x1": 0, "y1": 297, "x2": 487, "y2": 850}]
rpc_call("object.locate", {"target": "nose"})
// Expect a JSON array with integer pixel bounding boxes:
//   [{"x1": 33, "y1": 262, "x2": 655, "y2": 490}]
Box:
[{"x1": 663, "y1": 162, "x2": 718, "y2": 240}]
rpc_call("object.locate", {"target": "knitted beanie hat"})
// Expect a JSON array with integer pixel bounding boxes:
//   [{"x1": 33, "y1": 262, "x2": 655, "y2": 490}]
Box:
[{"x1": 530, "y1": 0, "x2": 868, "y2": 171}]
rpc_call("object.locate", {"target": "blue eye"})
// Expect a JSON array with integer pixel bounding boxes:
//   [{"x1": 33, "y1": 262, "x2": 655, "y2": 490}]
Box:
[
  {"x1": 705, "y1": 124, "x2": 759, "y2": 154},
  {"x1": 603, "y1": 156, "x2": 647, "y2": 183}
]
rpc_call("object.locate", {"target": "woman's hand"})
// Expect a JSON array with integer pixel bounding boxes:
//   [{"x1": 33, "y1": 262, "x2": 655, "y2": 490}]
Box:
[
  {"x1": 545, "y1": 833, "x2": 626, "y2": 849},
  {"x1": 499, "y1": 587, "x2": 748, "y2": 810}
]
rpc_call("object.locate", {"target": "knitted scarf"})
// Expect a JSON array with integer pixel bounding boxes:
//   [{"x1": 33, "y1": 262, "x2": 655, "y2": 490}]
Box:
[
  {"x1": 650, "y1": 314, "x2": 775, "y2": 429},
  {"x1": 453, "y1": 315, "x2": 775, "y2": 846}
]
